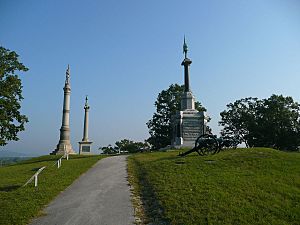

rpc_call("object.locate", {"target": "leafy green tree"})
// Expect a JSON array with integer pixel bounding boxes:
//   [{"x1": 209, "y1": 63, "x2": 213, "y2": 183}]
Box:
[
  {"x1": 219, "y1": 95, "x2": 300, "y2": 150},
  {"x1": 219, "y1": 97, "x2": 258, "y2": 147},
  {"x1": 0, "y1": 47, "x2": 28, "y2": 146},
  {"x1": 115, "y1": 139, "x2": 149, "y2": 153},
  {"x1": 99, "y1": 139, "x2": 149, "y2": 155},
  {"x1": 147, "y1": 84, "x2": 206, "y2": 149},
  {"x1": 254, "y1": 95, "x2": 300, "y2": 150},
  {"x1": 99, "y1": 144, "x2": 118, "y2": 154}
]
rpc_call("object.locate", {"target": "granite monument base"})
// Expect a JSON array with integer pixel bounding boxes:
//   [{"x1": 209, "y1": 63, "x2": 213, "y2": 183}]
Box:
[
  {"x1": 79, "y1": 141, "x2": 93, "y2": 155},
  {"x1": 51, "y1": 141, "x2": 76, "y2": 155},
  {"x1": 181, "y1": 91, "x2": 195, "y2": 110},
  {"x1": 171, "y1": 109, "x2": 205, "y2": 148}
]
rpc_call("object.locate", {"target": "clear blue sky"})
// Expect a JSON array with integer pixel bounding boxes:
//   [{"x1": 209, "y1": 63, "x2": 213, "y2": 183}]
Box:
[{"x1": 1, "y1": 0, "x2": 300, "y2": 155}]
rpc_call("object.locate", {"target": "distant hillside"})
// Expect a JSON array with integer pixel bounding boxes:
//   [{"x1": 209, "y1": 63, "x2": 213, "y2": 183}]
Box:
[
  {"x1": 0, "y1": 157, "x2": 32, "y2": 166},
  {"x1": 0, "y1": 150, "x2": 31, "y2": 157}
]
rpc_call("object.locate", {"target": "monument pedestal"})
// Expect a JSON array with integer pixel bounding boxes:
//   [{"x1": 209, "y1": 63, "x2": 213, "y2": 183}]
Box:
[
  {"x1": 79, "y1": 141, "x2": 93, "y2": 155},
  {"x1": 51, "y1": 141, "x2": 76, "y2": 155},
  {"x1": 171, "y1": 109, "x2": 205, "y2": 148},
  {"x1": 181, "y1": 91, "x2": 195, "y2": 110}
]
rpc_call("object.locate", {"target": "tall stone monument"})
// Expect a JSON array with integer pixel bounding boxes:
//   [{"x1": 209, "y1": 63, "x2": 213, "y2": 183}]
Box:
[
  {"x1": 79, "y1": 96, "x2": 93, "y2": 154},
  {"x1": 51, "y1": 65, "x2": 76, "y2": 155},
  {"x1": 171, "y1": 38, "x2": 206, "y2": 147}
]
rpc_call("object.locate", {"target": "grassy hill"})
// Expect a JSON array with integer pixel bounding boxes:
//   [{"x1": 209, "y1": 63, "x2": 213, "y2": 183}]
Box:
[
  {"x1": 0, "y1": 154, "x2": 106, "y2": 225},
  {"x1": 0, "y1": 157, "x2": 33, "y2": 166},
  {"x1": 128, "y1": 148, "x2": 300, "y2": 225}
]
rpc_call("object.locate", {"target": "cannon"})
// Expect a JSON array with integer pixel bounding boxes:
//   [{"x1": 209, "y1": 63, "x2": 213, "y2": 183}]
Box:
[{"x1": 178, "y1": 134, "x2": 239, "y2": 157}]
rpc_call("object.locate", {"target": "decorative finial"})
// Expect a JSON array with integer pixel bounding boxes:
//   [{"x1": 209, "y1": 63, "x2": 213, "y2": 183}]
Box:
[
  {"x1": 183, "y1": 36, "x2": 188, "y2": 59},
  {"x1": 65, "y1": 64, "x2": 70, "y2": 84}
]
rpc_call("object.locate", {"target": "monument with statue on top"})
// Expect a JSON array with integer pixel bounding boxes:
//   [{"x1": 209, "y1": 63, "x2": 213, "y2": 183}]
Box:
[{"x1": 171, "y1": 38, "x2": 207, "y2": 148}]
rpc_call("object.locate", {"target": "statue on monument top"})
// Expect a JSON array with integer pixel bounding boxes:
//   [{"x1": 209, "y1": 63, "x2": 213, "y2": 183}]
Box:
[
  {"x1": 181, "y1": 36, "x2": 192, "y2": 92},
  {"x1": 84, "y1": 95, "x2": 90, "y2": 109},
  {"x1": 183, "y1": 36, "x2": 188, "y2": 59},
  {"x1": 65, "y1": 64, "x2": 70, "y2": 85}
]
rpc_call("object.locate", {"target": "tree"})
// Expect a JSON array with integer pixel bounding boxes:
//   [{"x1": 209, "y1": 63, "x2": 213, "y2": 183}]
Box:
[
  {"x1": 219, "y1": 97, "x2": 258, "y2": 147},
  {"x1": 147, "y1": 84, "x2": 206, "y2": 149},
  {"x1": 219, "y1": 95, "x2": 300, "y2": 151},
  {"x1": 99, "y1": 139, "x2": 149, "y2": 154},
  {"x1": 99, "y1": 145, "x2": 118, "y2": 154},
  {"x1": 115, "y1": 139, "x2": 149, "y2": 153},
  {"x1": 0, "y1": 47, "x2": 28, "y2": 146},
  {"x1": 254, "y1": 95, "x2": 300, "y2": 150}
]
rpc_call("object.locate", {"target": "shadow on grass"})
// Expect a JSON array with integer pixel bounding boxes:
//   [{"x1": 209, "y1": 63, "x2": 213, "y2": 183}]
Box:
[
  {"x1": 0, "y1": 185, "x2": 21, "y2": 192},
  {"x1": 31, "y1": 167, "x2": 43, "y2": 172},
  {"x1": 132, "y1": 158, "x2": 171, "y2": 225},
  {"x1": 154, "y1": 153, "x2": 200, "y2": 163}
]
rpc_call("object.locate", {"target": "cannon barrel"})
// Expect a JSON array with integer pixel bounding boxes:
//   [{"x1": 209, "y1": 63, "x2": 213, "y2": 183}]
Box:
[
  {"x1": 178, "y1": 134, "x2": 239, "y2": 157},
  {"x1": 178, "y1": 148, "x2": 197, "y2": 157}
]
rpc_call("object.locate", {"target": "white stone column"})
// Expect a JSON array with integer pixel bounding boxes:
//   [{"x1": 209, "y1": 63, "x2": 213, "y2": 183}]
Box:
[
  {"x1": 51, "y1": 65, "x2": 75, "y2": 155},
  {"x1": 79, "y1": 96, "x2": 92, "y2": 155},
  {"x1": 62, "y1": 88, "x2": 70, "y2": 127},
  {"x1": 82, "y1": 96, "x2": 90, "y2": 141}
]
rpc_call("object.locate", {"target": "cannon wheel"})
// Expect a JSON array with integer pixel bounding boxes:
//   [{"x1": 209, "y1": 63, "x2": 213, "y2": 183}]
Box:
[
  {"x1": 194, "y1": 134, "x2": 219, "y2": 156},
  {"x1": 218, "y1": 138, "x2": 239, "y2": 152}
]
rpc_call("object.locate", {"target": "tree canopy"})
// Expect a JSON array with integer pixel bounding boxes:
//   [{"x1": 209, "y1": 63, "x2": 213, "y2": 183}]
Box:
[
  {"x1": 99, "y1": 139, "x2": 149, "y2": 154},
  {"x1": 147, "y1": 84, "x2": 206, "y2": 149},
  {"x1": 115, "y1": 139, "x2": 149, "y2": 153},
  {"x1": 99, "y1": 144, "x2": 118, "y2": 155},
  {"x1": 0, "y1": 47, "x2": 28, "y2": 146},
  {"x1": 219, "y1": 95, "x2": 300, "y2": 150}
]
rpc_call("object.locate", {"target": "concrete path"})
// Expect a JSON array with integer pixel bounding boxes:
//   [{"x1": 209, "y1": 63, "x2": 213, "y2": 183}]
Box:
[{"x1": 30, "y1": 155, "x2": 134, "y2": 225}]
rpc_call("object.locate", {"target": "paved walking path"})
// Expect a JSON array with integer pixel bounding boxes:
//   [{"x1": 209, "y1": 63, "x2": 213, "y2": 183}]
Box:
[{"x1": 30, "y1": 155, "x2": 135, "y2": 225}]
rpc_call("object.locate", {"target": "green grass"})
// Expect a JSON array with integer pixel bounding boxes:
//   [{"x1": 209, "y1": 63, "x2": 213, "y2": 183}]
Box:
[
  {"x1": 0, "y1": 157, "x2": 32, "y2": 166},
  {"x1": 128, "y1": 148, "x2": 300, "y2": 225},
  {"x1": 0, "y1": 154, "x2": 106, "y2": 225}
]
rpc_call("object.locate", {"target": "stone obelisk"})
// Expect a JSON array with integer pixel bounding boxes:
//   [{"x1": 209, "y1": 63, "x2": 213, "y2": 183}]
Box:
[
  {"x1": 51, "y1": 65, "x2": 75, "y2": 155},
  {"x1": 79, "y1": 96, "x2": 93, "y2": 154}
]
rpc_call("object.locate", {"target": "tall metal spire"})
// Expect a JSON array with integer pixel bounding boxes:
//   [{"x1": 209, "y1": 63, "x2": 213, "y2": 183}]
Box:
[{"x1": 183, "y1": 36, "x2": 188, "y2": 59}]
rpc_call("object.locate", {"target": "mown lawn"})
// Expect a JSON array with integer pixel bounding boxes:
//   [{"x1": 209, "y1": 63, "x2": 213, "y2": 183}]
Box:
[
  {"x1": 128, "y1": 148, "x2": 300, "y2": 225},
  {"x1": 0, "y1": 154, "x2": 106, "y2": 225}
]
